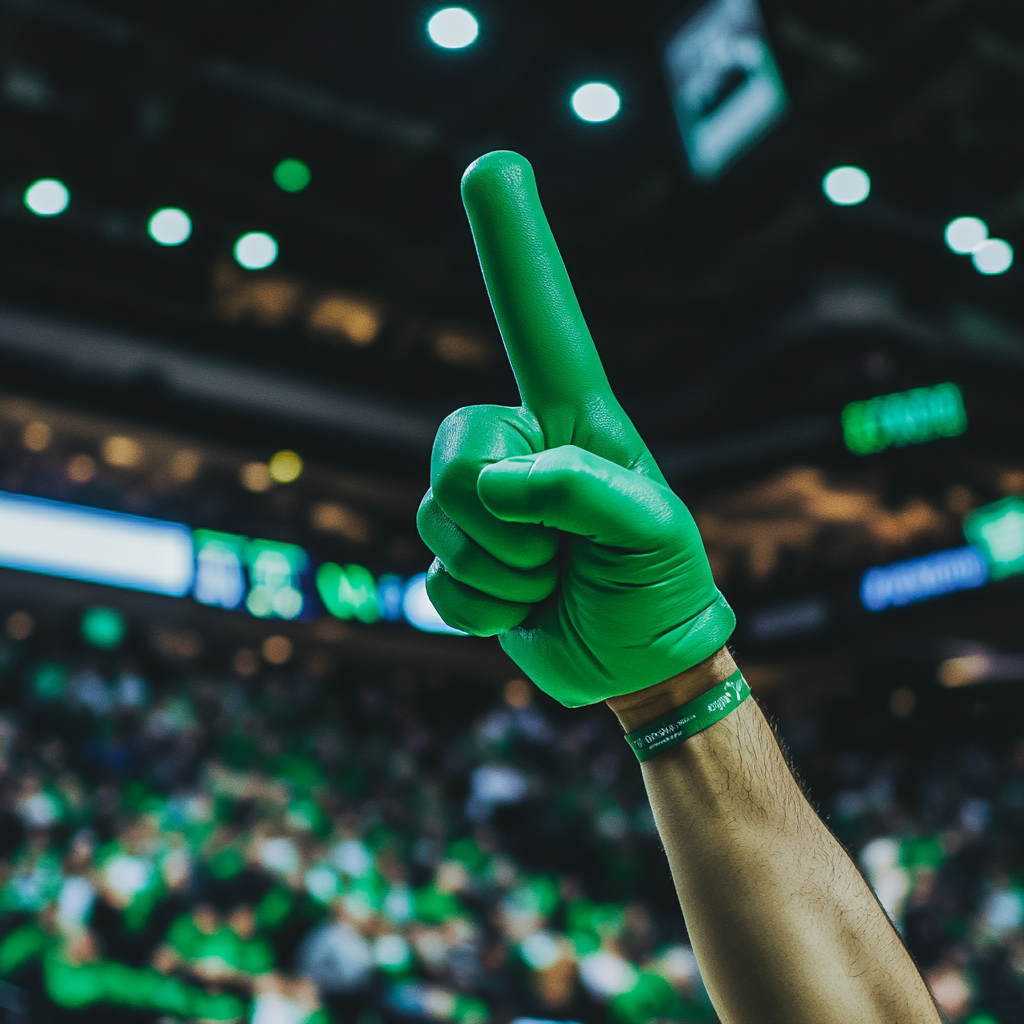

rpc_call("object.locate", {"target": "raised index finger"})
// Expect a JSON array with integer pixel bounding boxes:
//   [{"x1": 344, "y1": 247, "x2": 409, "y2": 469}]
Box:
[{"x1": 461, "y1": 151, "x2": 614, "y2": 429}]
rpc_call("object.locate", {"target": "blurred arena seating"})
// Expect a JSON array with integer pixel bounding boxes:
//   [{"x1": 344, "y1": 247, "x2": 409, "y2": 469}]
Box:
[{"x1": 2, "y1": 596, "x2": 1024, "y2": 1024}]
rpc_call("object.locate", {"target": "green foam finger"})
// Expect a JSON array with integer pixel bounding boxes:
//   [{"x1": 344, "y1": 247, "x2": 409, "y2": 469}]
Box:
[
  {"x1": 425, "y1": 559, "x2": 532, "y2": 636},
  {"x1": 461, "y1": 152, "x2": 615, "y2": 426},
  {"x1": 415, "y1": 150, "x2": 736, "y2": 706},
  {"x1": 417, "y1": 492, "x2": 558, "y2": 603},
  {"x1": 461, "y1": 152, "x2": 664, "y2": 484}
]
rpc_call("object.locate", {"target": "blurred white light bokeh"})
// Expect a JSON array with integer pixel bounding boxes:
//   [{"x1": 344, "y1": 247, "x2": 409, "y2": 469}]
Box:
[
  {"x1": 427, "y1": 7, "x2": 478, "y2": 49},
  {"x1": 148, "y1": 208, "x2": 192, "y2": 247},
  {"x1": 944, "y1": 216, "x2": 988, "y2": 255},
  {"x1": 823, "y1": 166, "x2": 871, "y2": 206},
  {"x1": 972, "y1": 239, "x2": 1014, "y2": 276},
  {"x1": 234, "y1": 232, "x2": 278, "y2": 270},
  {"x1": 24, "y1": 178, "x2": 69, "y2": 216},
  {"x1": 571, "y1": 82, "x2": 621, "y2": 123}
]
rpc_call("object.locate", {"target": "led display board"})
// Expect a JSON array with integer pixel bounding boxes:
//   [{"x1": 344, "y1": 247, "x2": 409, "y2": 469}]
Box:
[
  {"x1": 0, "y1": 490, "x2": 460, "y2": 635},
  {"x1": 243, "y1": 539, "x2": 308, "y2": 620},
  {"x1": 193, "y1": 529, "x2": 247, "y2": 610},
  {"x1": 964, "y1": 497, "x2": 1024, "y2": 580},
  {"x1": 194, "y1": 531, "x2": 311, "y2": 620},
  {"x1": 842, "y1": 382, "x2": 967, "y2": 456},
  {"x1": 664, "y1": 0, "x2": 788, "y2": 180},
  {"x1": 0, "y1": 492, "x2": 194, "y2": 596},
  {"x1": 316, "y1": 563, "x2": 380, "y2": 623}
]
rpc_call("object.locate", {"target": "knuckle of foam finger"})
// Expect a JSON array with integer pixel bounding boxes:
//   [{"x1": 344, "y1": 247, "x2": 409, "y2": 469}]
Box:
[
  {"x1": 415, "y1": 489, "x2": 440, "y2": 535},
  {"x1": 532, "y1": 448, "x2": 586, "y2": 505},
  {"x1": 424, "y1": 563, "x2": 467, "y2": 629},
  {"x1": 431, "y1": 455, "x2": 481, "y2": 519}
]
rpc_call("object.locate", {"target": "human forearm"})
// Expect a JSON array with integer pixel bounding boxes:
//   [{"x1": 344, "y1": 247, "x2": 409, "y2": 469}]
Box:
[{"x1": 608, "y1": 650, "x2": 941, "y2": 1024}]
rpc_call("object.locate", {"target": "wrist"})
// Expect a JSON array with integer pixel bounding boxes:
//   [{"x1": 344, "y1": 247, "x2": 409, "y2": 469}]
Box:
[{"x1": 605, "y1": 647, "x2": 738, "y2": 732}]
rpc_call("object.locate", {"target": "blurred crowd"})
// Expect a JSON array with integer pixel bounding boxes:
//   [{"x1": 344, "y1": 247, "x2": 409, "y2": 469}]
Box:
[
  {"x1": 0, "y1": 609, "x2": 1022, "y2": 1024},
  {"x1": 0, "y1": 610, "x2": 712, "y2": 1024},
  {"x1": 798, "y1": 685, "x2": 1024, "y2": 1024}
]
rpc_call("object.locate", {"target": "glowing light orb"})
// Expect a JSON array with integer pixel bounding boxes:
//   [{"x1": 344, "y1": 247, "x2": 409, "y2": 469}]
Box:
[
  {"x1": 234, "y1": 232, "x2": 278, "y2": 270},
  {"x1": 823, "y1": 166, "x2": 870, "y2": 206},
  {"x1": 427, "y1": 8, "x2": 478, "y2": 49},
  {"x1": 571, "y1": 82, "x2": 621, "y2": 123}
]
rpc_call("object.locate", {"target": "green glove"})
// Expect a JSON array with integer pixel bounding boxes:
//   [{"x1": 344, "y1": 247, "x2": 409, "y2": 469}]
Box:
[{"x1": 417, "y1": 151, "x2": 735, "y2": 707}]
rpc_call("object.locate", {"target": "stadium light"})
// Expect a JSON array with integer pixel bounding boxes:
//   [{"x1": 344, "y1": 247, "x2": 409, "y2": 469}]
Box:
[
  {"x1": 273, "y1": 159, "x2": 311, "y2": 193},
  {"x1": 571, "y1": 82, "x2": 621, "y2": 123},
  {"x1": 823, "y1": 166, "x2": 870, "y2": 206},
  {"x1": 427, "y1": 7, "x2": 478, "y2": 49},
  {"x1": 148, "y1": 208, "x2": 192, "y2": 247},
  {"x1": 268, "y1": 450, "x2": 303, "y2": 484},
  {"x1": 24, "y1": 178, "x2": 69, "y2": 216},
  {"x1": 234, "y1": 232, "x2": 278, "y2": 270},
  {"x1": 972, "y1": 238, "x2": 1014, "y2": 276},
  {"x1": 944, "y1": 216, "x2": 988, "y2": 255}
]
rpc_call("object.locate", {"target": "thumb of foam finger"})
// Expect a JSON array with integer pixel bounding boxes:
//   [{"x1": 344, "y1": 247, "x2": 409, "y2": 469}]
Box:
[{"x1": 477, "y1": 446, "x2": 675, "y2": 549}]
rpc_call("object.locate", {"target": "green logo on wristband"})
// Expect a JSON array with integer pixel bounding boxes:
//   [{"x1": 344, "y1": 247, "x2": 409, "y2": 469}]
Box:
[{"x1": 625, "y1": 671, "x2": 750, "y2": 763}]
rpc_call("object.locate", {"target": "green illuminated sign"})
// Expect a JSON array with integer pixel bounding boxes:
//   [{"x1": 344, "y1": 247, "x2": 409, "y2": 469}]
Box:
[
  {"x1": 964, "y1": 497, "x2": 1024, "y2": 580},
  {"x1": 842, "y1": 383, "x2": 967, "y2": 456},
  {"x1": 316, "y1": 563, "x2": 380, "y2": 624},
  {"x1": 243, "y1": 540, "x2": 308, "y2": 619}
]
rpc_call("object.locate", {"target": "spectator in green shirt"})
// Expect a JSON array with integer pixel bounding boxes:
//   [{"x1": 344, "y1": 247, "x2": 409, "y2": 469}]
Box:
[
  {"x1": 155, "y1": 903, "x2": 274, "y2": 986},
  {"x1": 44, "y1": 929, "x2": 245, "y2": 1020}
]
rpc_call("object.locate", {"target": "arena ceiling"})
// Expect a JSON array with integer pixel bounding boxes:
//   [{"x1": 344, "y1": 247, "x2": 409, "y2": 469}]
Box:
[{"x1": 0, "y1": 0, "x2": 1020, "y2": 450}]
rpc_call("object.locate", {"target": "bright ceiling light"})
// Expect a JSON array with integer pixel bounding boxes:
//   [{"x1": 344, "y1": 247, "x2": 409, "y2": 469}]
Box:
[
  {"x1": 571, "y1": 82, "x2": 621, "y2": 123},
  {"x1": 822, "y1": 166, "x2": 871, "y2": 206},
  {"x1": 234, "y1": 232, "x2": 278, "y2": 270},
  {"x1": 972, "y1": 239, "x2": 1014, "y2": 276},
  {"x1": 24, "y1": 178, "x2": 69, "y2": 217},
  {"x1": 148, "y1": 208, "x2": 192, "y2": 246},
  {"x1": 944, "y1": 216, "x2": 988, "y2": 255},
  {"x1": 273, "y1": 159, "x2": 311, "y2": 193},
  {"x1": 427, "y1": 7, "x2": 478, "y2": 49}
]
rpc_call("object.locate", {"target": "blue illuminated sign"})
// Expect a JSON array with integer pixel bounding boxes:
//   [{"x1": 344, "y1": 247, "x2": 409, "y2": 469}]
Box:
[{"x1": 860, "y1": 546, "x2": 988, "y2": 612}]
